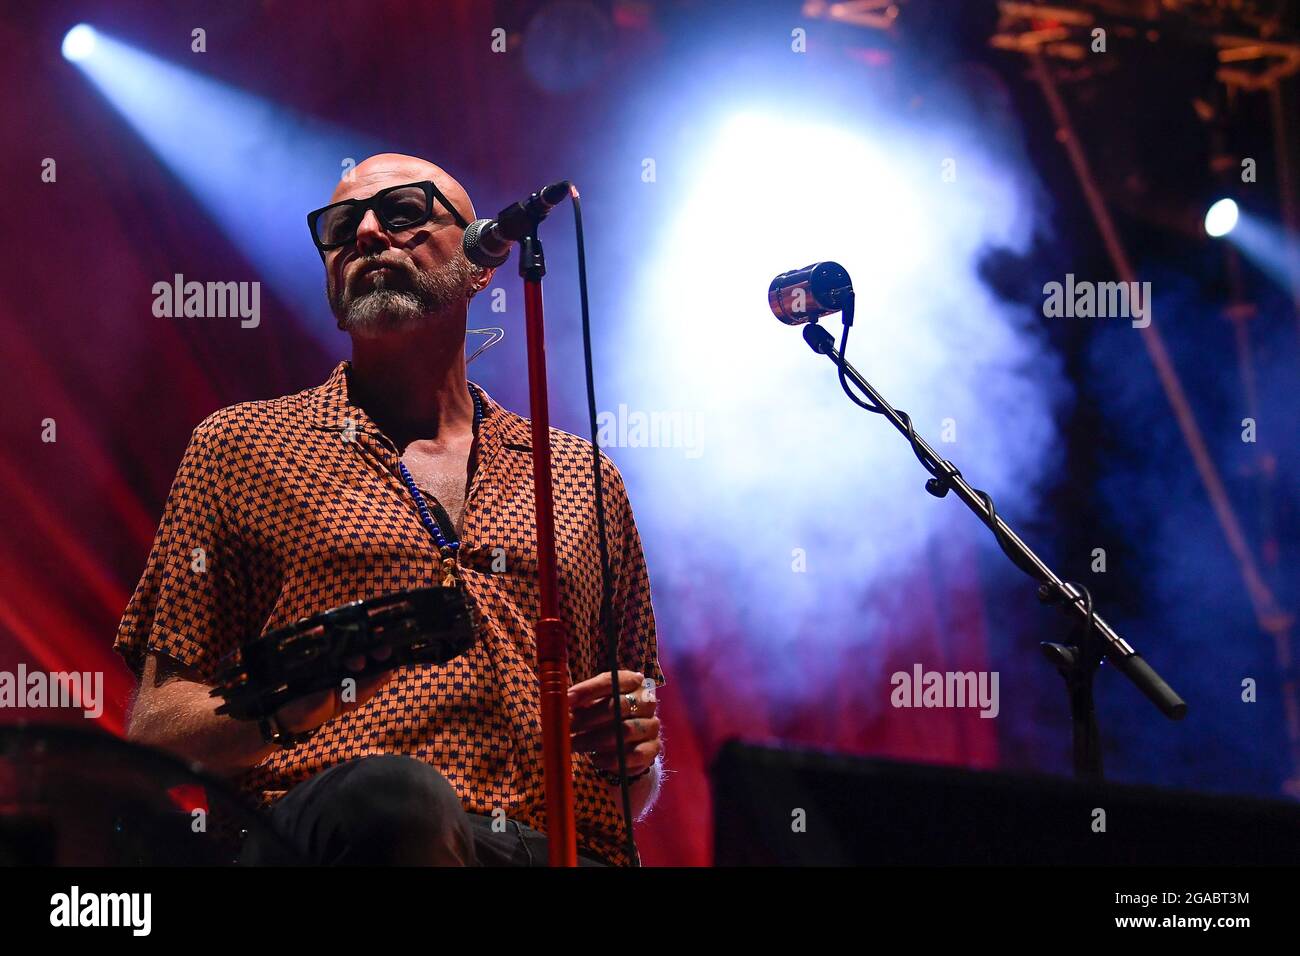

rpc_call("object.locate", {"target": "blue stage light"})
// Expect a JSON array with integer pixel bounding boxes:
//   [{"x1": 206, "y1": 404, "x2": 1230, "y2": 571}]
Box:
[
  {"x1": 65, "y1": 29, "x2": 382, "y2": 333},
  {"x1": 62, "y1": 24, "x2": 98, "y2": 62},
  {"x1": 1205, "y1": 198, "x2": 1239, "y2": 238},
  {"x1": 613, "y1": 102, "x2": 1066, "y2": 690}
]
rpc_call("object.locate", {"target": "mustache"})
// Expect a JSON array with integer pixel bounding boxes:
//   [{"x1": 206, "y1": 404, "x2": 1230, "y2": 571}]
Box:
[
  {"x1": 329, "y1": 251, "x2": 473, "y2": 327},
  {"x1": 348, "y1": 255, "x2": 414, "y2": 288}
]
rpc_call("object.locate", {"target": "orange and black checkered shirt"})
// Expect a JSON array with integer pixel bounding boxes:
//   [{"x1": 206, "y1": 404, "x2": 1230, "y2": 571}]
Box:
[{"x1": 114, "y1": 361, "x2": 663, "y2": 866}]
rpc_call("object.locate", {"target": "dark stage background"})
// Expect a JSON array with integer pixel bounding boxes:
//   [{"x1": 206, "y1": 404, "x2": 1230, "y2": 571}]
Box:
[{"x1": 2, "y1": 0, "x2": 1298, "y2": 865}]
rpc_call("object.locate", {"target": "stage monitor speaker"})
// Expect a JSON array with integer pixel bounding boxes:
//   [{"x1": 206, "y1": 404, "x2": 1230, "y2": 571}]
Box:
[{"x1": 711, "y1": 740, "x2": 1300, "y2": 865}]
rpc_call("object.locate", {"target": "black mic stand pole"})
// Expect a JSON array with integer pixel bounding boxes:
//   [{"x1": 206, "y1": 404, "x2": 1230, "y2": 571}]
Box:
[{"x1": 800, "y1": 318, "x2": 1186, "y2": 780}]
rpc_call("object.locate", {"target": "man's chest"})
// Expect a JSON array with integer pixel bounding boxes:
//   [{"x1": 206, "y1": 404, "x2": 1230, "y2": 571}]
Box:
[
  {"x1": 226, "y1": 425, "x2": 607, "y2": 661},
  {"x1": 238, "y1": 430, "x2": 594, "y2": 576},
  {"x1": 398, "y1": 440, "x2": 473, "y2": 531}
]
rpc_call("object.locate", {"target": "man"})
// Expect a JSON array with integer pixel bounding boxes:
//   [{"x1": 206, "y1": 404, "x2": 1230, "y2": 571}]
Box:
[{"x1": 114, "y1": 154, "x2": 664, "y2": 866}]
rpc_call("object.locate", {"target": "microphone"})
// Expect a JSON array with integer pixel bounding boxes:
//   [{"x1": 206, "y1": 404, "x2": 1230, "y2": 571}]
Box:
[
  {"x1": 463, "y1": 181, "x2": 572, "y2": 268},
  {"x1": 768, "y1": 261, "x2": 853, "y2": 325}
]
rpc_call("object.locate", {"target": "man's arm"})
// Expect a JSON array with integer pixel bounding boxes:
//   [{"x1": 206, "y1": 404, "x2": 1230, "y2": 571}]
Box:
[
  {"x1": 128, "y1": 650, "x2": 398, "y2": 776},
  {"x1": 127, "y1": 652, "x2": 275, "y2": 775},
  {"x1": 116, "y1": 413, "x2": 390, "y2": 775}
]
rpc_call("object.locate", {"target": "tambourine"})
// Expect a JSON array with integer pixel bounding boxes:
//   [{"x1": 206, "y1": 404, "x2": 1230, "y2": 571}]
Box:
[{"x1": 210, "y1": 586, "x2": 476, "y2": 722}]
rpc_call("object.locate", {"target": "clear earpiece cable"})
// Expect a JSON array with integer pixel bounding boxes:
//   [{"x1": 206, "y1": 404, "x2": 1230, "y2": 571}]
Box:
[{"x1": 466, "y1": 327, "x2": 505, "y2": 364}]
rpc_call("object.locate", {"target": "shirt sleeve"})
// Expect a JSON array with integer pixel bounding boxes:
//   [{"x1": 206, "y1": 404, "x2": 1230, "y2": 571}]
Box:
[
  {"x1": 113, "y1": 412, "x2": 250, "y2": 683},
  {"x1": 604, "y1": 458, "x2": 664, "y2": 688}
]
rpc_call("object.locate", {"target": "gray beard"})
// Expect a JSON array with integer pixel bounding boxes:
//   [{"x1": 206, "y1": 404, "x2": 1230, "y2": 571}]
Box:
[{"x1": 331, "y1": 254, "x2": 475, "y2": 337}]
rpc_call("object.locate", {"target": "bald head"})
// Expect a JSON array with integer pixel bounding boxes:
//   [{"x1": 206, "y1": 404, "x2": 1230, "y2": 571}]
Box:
[
  {"x1": 330, "y1": 153, "x2": 477, "y2": 222},
  {"x1": 321, "y1": 153, "x2": 491, "y2": 341}
]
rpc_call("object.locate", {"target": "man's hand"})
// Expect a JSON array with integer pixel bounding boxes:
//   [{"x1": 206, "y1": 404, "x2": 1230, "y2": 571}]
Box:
[
  {"x1": 274, "y1": 647, "x2": 397, "y2": 735},
  {"x1": 568, "y1": 669, "x2": 661, "y2": 775}
]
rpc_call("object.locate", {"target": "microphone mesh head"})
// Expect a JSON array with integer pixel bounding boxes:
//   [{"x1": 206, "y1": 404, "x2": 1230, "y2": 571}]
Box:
[
  {"x1": 462, "y1": 219, "x2": 510, "y2": 268},
  {"x1": 769, "y1": 261, "x2": 853, "y2": 325}
]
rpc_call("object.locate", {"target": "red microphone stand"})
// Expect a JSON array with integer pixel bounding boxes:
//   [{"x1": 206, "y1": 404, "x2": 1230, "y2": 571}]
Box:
[{"x1": 517, "y1": 217, "x2": 577, "y2": 867}]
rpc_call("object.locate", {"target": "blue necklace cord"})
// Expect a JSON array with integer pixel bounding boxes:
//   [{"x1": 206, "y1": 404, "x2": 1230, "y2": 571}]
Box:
[{"x1": 397, "y1": 383, "x2": 485, "y2": 586}]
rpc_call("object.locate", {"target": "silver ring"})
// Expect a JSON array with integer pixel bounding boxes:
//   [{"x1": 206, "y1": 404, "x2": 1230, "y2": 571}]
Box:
[{"x1": 625, "y1": 692, "x2": 638, "y2": 714}]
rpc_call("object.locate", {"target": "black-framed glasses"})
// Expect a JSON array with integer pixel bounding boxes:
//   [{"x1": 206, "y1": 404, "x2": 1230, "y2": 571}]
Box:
[{"x1": 307, "y1": 180, "x2": 470, "y2": 252}]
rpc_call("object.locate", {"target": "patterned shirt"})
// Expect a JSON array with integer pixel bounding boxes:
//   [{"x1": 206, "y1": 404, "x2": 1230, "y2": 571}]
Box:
[{"x1": 114, "y1": 361, "x2": 662, "y2": 866}]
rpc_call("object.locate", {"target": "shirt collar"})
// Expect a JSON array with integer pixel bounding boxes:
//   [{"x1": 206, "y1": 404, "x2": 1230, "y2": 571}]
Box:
[{"x1": 305, "y1": 360, "x2": 533, "y2": 450}]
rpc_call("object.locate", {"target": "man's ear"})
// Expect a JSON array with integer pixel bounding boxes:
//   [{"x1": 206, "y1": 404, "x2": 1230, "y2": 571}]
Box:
[{"x1": 469, "y1": 265, "x2": 495, "y2": 299}]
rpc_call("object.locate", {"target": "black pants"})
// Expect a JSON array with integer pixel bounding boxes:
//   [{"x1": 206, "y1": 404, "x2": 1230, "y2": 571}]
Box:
[{"x1": 241, "y1": 754, "x2": 610, "y2": 867}]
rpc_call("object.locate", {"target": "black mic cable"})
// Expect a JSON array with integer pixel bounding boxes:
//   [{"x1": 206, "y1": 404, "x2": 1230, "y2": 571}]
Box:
[
  {"x1": 814, "y1": 282, "x2": 1097, "y2": 623},
  {"x1": 570, "y1": 185, "x2": 642, "y2": 867}
]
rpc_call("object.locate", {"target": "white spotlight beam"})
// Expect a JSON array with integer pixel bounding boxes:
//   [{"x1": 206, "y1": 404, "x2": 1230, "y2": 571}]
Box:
[{"x1": 68, "y1": 30, "x2": 382, "y2": 334}]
